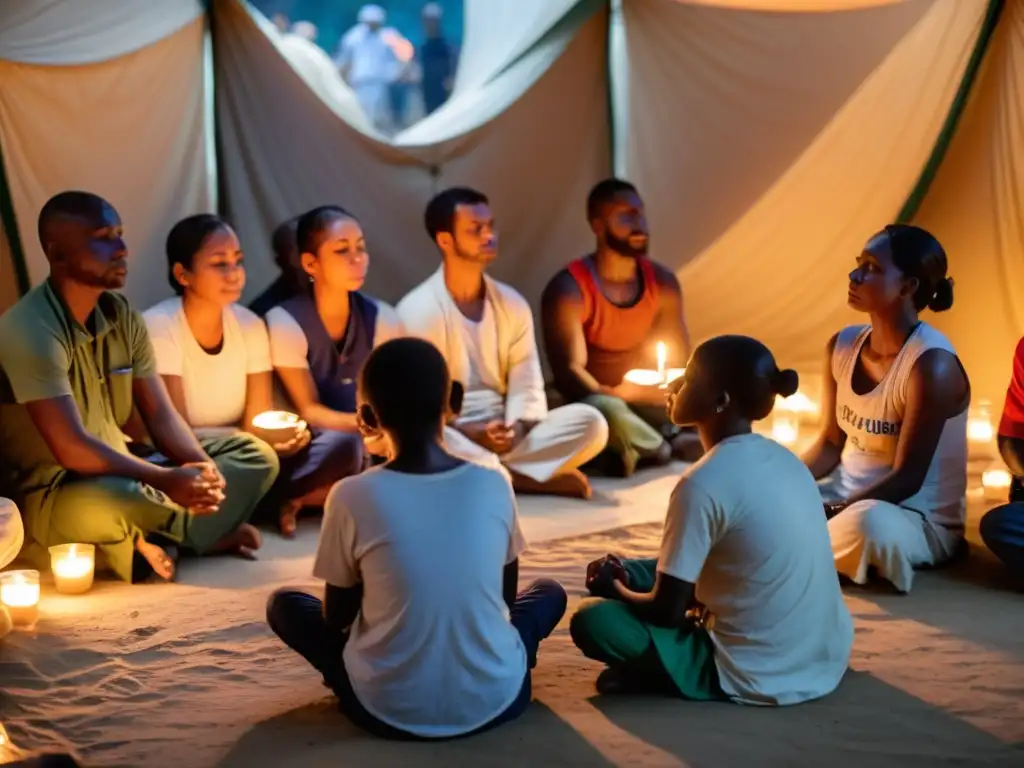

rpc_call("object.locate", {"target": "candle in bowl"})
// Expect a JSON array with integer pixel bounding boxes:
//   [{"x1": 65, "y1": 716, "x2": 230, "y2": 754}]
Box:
[
  {"x1": 623, "y1": 368, "x2": 685, "y2": 388},
  {"x1": 0, "y1": 570, "x2": 40, "y2": 628},
  {"x1": 250, "y1": 410, "x2": 302, "y2": 445},
  {"x1": 49, "y1": 543, "x2": 96, "y2": 595}
]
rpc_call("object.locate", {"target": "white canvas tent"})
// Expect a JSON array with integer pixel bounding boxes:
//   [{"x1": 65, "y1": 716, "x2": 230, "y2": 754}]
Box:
[{"x1": 0, "y1": 0, "x2": 1021, "y2": 405}]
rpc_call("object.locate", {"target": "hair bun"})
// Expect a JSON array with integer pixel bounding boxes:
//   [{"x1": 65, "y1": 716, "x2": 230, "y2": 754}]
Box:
[
  {"x1": 928, "y1": 276, "x2": 954, "y2": 312},
  {"x1": 772, "y1": 368, "x2": 799, "y2": 398}
]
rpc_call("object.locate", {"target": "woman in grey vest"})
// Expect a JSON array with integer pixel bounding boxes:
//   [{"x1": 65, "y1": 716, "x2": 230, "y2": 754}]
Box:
[{"x1": 265, "y1": 206, "x2": 405, "y2": 535}]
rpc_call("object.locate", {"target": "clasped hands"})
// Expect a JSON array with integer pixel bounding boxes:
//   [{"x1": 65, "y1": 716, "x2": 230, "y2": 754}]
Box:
[
  {"x1": 463, "y1": 420, "x2": 531, "y2": 455},
  {"x1": 156, "y1": 461, "x2": 226, "y2": 516},
  {"x1": 585, "y1": 553, "x2": 630, "y2": 598}
]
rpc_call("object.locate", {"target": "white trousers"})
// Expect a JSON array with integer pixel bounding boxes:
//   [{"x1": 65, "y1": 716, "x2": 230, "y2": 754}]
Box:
[
  {"x1": 828, "y1": 499, "x2": 960, "y2": 593},
  {"x1": 0, "y1": 498, "x2": 24, "y2": 570},
  {"x1": 444, "y1": 404, "x2": 609, "y2": 483}
]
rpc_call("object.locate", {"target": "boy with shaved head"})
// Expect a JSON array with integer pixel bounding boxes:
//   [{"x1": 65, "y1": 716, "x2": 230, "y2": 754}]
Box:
[{"x1": 0, "y1": 191, "x2": 279, "y2": 582}]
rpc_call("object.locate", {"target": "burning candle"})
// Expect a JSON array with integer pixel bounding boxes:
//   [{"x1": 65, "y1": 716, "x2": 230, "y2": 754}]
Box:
[
  {"x1": 967, "y1": 401, "x2": 994, "y2": 444},
  {"x1": 982, "y1": 463, "x2": 1012, "y2": 502},
  {"x1": 656, "y1": 342, "x2": 667, "y2": 384},
  {"x1": 0, "y1": 570, "x2": 40, "y2": 628},
  {"x1": 49, "y1": 543, "x2": 95, "y2": 595},
  {"x1": 624, "y1": 367, "x2": 685, "y2": 388},
  {"x1": 771, "y1": 415, "x2": 799, "y2": 446},
  {"x1": 250, "y1": 410, "x2": 302, "y2": 445}
]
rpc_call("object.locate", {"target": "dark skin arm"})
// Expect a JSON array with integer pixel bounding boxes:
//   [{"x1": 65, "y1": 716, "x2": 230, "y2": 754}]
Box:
[
  {"x1": 801, "y1": 333, "x2": 845, "y2": 479},
  {"x1": 841, "y1": 348, "x2": 970, "y2": 507},
  {"x1": 133, "y1": 376, "x2": 213, "y2": 466},
  {"x1": 324, "y1": 582, "x2": 364, "y2": 635},
  {"x1": 650, "y1": 263, "x2": 691, "y2": 364},
  {"x1": 503, "y1": 558, "x2": 519, "y2": 611},
  {"x1": 540, "y1": 270, "x2": 605, "y2": 402},
  {"x1": 591, "y1": 562, "x2": 695, "y2": 628},
  {"x1": 25, "y1": 395, "x2": 175, "y2": 486}
]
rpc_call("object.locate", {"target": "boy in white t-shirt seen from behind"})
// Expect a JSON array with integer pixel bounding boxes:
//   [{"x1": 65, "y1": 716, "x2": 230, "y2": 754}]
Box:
[{"x1": 266, "y1": 337, "x2": 567, "y2": 740}]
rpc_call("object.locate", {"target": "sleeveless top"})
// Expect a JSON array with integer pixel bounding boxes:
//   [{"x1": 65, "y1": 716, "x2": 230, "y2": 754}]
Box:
[
  {"x1": 831, "y1": 323, "x2": 967, "y2": 529},
  {"x1": 565, "y1": 256, "x2": 660, "y2": 387},
  {"x1": 277, "y1": 291, "x2": 378, "y2": 413}
]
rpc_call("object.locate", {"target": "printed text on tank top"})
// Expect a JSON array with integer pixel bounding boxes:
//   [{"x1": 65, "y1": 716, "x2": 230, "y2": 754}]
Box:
[{"x1": 832, "y1": 322, "x2": 968, "y2": 528}]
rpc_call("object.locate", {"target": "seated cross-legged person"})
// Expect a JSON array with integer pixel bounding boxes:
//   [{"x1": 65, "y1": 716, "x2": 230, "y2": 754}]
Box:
[
  {"x1": 570, "y1": 336, "x2": 853, "y2": 704},
  {"x1": 0, "y1": 192, "x2": 279, "y2": 582},
  {"x1": 144, "y1": 214, "x2": 354, "y2": 538},
  {"x1": 542, "y1": 178, "x2": 700, "y2": 478},
  {"x1": 978, "y1": 336, "x2": 1024, "y2": 579},
  {"x1": 803, "y1": 225, "x2": 969, "y2": 593},
  {"x1": 266, "y1": 338, "x2": 567, "y2": 740},
  {"x1": 397, "y1": 187, "x2": 608, "y2": 499},
  {"x1": 249, "y1": 215, "x2": 303, "y2": 318},
  {"x1": 265, "y1": 205, "x2": 402, "y2": 535}
]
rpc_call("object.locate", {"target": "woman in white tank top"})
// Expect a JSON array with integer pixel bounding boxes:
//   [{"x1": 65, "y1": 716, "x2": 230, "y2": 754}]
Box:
[{"x1": 802, "y1": 225, "x2": 970, "y2": 593}]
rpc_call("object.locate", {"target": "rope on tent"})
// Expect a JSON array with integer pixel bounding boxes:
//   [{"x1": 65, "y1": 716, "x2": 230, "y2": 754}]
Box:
[{"x1": 896, "y1": 0, "x2": 1006, "y2": 224}]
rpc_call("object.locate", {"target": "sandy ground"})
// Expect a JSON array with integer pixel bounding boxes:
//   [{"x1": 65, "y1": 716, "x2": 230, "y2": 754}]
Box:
[{"x1": 1, "y1": 465, "x2": 1022, "y2": 767}]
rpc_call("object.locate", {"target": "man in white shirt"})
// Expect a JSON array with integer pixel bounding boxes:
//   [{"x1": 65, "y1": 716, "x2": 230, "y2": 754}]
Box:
[
  {"x1": 335, "y1": 4, "x2": 400, "y2": 130},
  {"x1": 396, "y1": 187, "x2": 609, "y2": 499},
  {"x1": 266, "y1": 338, "x2": 567, "y2": 739}
]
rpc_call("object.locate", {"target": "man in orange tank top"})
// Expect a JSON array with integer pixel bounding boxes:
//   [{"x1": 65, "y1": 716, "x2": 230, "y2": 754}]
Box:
[{"x1": 541, "y1": 179, "x2": 701, "y2": 477}]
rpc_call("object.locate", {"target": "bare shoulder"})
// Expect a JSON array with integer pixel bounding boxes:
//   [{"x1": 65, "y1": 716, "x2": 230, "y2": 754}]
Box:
[
  {"x1": 649, "y1": 261, "x2": 682, "y2": 294},
  {"x1": 910, "y1": 348, "x2": 969, "y2": 408},
  {"x1": 541, "y1": 269, "x2": 583, "y2": 307}
]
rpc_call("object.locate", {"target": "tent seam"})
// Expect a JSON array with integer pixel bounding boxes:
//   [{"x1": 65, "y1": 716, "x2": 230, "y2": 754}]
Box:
[{"x1": 896, "y1": 0, "x2": 1006, "y2": 223}]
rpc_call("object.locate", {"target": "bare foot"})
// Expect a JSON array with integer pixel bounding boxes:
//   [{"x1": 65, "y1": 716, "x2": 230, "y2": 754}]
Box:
[
  {"x1": 135, "y1": 539, "x2": 175, "y2": 581},
  {"x1": 279, "y1": 500, "x2": 302, "y2": 538},
  {"x1": 212, "y1": 523, "x2": 262, "y2": 560},
  {"x1": 512, "y1": 468, "x2": 592, "y2": 499}
]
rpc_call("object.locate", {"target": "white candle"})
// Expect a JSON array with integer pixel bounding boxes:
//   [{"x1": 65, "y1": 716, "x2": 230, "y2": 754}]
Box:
[
  {"x1": 50, "y1": 543, "x2": 95, "y2": 595},
  {"x1": 982, "y1": 465, "x2": 1012, "y2": 502},
  {"x1": 0, "y1": 570, "x2": 40, "y2": 627},
  {"x1": 656, "y1": 342, "x2": 667, "y2": 384},
  {"x1": 624, "y1": 367, "x2": 685, "y2": 387},
  {"x1": 967, "y1": 400, "x2": 994, "y2": 444}
]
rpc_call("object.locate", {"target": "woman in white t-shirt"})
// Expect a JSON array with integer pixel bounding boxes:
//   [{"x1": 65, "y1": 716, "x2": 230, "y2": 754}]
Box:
[
  {"x1": 802, "y1": 225, "x2": 970, "y2": 593},
  {"x1": 144, "y1": 215, "x2": 363, "y2": 536},
  {"x1": 267, "y1": 338, "x2": 567, "y2": 739},
  {"x1": 571, "y1": 335, "x2": 852, "y2": 705}
]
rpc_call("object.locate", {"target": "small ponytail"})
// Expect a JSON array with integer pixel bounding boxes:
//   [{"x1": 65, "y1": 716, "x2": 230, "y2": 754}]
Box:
[
  {"x1": 771, "y1": 368, "x2": 799, "y2": 398},
  {"x1": 927, "y1": 276, "x2": 954, "y2": 313}
]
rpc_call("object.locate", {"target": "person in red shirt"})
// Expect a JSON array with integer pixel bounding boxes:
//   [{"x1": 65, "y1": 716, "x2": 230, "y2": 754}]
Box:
[
  {"x1": 541, "y1": 179, "x2": 701, "y2": 477},
  {"x1": 979, "y1": 337, "x2": 1024, "y2": 578}
]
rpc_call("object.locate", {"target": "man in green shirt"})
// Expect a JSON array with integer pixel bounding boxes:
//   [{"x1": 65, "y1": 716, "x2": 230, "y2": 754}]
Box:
[{"x1": 0, "y1": 191, "x2": 279, "y2": 582}]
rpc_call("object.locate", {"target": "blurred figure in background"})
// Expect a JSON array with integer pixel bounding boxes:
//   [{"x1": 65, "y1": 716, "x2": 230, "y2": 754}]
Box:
[
  {"x1": 271, "y1": 12, "x2": 290, "y2": 34},
  {"x1": 419, "y1": 2, "x2": 457, "y2": 115},
  {"x1": 290, "y1": 20, "x2": 318, "y2": 42},
  {"x1": 336, "y1": 4, "x2": 400, "y2": 131}
]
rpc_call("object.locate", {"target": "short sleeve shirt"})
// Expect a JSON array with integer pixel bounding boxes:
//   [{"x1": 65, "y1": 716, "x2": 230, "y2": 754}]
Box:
[{"x1": 0, "y1": 281, "x2": 156, "y2": 536}]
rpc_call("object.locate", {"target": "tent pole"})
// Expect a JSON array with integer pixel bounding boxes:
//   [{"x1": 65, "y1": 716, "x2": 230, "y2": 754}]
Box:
[{"x1": 896, "y1": 0, "x2": 1006, "y2": 223}]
